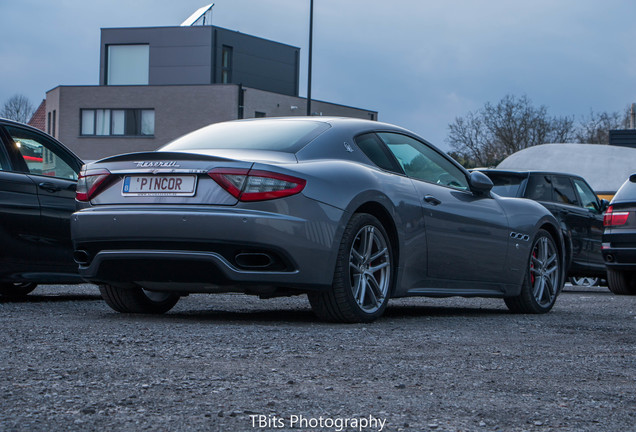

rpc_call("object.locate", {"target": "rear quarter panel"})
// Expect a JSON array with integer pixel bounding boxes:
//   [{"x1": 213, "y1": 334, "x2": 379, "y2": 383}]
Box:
[{"x1": 278, "y1": 159, "x2": 427, "y2": 297}]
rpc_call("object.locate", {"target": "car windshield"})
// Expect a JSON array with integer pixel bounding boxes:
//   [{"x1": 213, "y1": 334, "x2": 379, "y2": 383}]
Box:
[
  {"x1": 487, "y1": 173, "x2": 525, "y2": 197},
  {"x1": 159, "y1": 119, "x2": 330, "y2": 153}
]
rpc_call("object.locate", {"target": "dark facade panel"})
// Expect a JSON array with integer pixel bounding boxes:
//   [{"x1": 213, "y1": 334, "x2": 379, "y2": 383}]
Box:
[
  {"x1": 213, "y1": 28, "x2": 299, "y2": 96},
  {"x1": 100, "y1": 27, "x2": 213, "y2": 86},
  {"x1": 100, "y1": 25, "x2": 300, "y2": 96},
  {"x1": 609, "y1": 129, "x2": 636, "y2": 148},
  {"x1": 150, "y1": 46, "x2": 211, "y2": 67},
  {"x1": 151, "y1": 67, "x2": 213, "y2": 85}
]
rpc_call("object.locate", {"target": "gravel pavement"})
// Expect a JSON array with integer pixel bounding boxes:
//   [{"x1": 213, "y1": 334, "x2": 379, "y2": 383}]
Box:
[{"x1": 1, "y1": 284, "x2": 635, "y2": 432}]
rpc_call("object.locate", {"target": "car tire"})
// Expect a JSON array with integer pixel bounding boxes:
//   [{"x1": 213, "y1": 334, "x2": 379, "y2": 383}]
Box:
[
  {"x1": 505, "y1": 229, "x2": 562, "y2": 314},
  {"x1": 99, "y1": 284, "x2": 179, "y2": 314},
  {"x1": 309, "y1": 213, "x2": 393, "y2": 323},
  {"x1": 606, "y1": 269, "x2": 636, "y2": 295},
  {"x1": 569, "y1": 277, "x2": 600, "y2": 287},
  {"x1": 0, "y1": 282, "x2": 37, "y2": 297}
]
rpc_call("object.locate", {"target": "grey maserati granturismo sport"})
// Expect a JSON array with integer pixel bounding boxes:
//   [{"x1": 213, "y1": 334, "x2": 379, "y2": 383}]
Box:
[{"x1": 71, "y1": 117, "x2": 565, "y2": 322}]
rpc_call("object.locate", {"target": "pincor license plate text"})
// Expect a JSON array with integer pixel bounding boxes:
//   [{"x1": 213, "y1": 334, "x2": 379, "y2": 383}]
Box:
[{"x1": 123, "y1": 175, "x2": 197, "y2": 196}]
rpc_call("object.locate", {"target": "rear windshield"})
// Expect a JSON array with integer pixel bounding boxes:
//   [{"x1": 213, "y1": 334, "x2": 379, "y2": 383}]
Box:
[
  {"x1": 160, "y1": 119, "x2": 330, "y2": 153},
  {"x1": 613, "y1": 177, "x2": 636, "y2": 203},
  {"x1": 484, "y1": 173, "x2": 525, "y2": 197}
]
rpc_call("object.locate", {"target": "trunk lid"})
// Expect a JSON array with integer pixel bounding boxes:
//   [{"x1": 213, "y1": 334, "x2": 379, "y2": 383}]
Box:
[{"x1": 82, "y1": 152, "x2": 253, "y2": 206}]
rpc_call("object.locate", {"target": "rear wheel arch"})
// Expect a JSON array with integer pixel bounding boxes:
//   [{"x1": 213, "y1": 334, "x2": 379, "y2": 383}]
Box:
[
  {"x1": 353, "y1": 202, "x2": 400, "y2": 294},
  {"x1": 309, "y1": 211, "x2": 394, "y2": 322}
]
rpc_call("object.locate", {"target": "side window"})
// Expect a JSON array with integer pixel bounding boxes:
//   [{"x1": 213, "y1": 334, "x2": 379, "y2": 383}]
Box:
[
  {"x1": 5, "y1": 126, "x2": 78, "y2": 180},
  {"x1": 0, "y1": 137, "x2": 9, "y2": 171},
  {"x1": 573, "y1": 178, "x2": 600, "y2": 212},
  {"x1": 354, "y1": 133, "x2": 402, "y2": 173},
  {"x1": 525, "y1": 175, "x2": 553, "y2": 201},
  {"x1": 377, "y1": 132, "x2": 469, "y2": 190},
  {"x1": 552, "y1": 176, "x2": 578, "y2": 206}
]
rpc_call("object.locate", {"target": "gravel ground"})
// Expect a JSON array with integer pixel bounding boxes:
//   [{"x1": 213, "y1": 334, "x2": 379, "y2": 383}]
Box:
[{"x1": 0, "y1": 284, "x2": 635, "y2": 432}]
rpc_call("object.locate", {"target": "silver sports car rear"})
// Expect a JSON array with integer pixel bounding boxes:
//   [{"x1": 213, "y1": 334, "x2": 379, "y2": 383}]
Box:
[{"x1": 71, "y1": 117, "x2": 564, "y2": 322}]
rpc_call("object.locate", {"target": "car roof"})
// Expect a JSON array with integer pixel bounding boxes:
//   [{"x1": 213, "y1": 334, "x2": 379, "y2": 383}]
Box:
[
  {"x1": 0, "y1": 117, "x2": 51, "y2": 136},
  {"x1": 476, "y1": 168, "x2": 586, "y2": 180},
  {"x1": 226, "y1": 116, "x2": 413, "y2": 134}
]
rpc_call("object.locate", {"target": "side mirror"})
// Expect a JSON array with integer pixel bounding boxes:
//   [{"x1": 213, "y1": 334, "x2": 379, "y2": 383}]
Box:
[
  {"x1": 469, "y1": 171, "x2": 493, "y2": 196},
  {"x1": 599, "y1": 199, "x2": 610, "y2": 213}
]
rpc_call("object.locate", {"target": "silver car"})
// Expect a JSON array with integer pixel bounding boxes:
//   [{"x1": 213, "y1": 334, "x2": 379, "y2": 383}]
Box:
[{"x1": 71, "y1": 117, "x2": 564, "y2": 322}]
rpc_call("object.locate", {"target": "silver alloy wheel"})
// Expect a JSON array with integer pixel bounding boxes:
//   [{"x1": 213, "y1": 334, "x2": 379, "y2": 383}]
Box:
[
  {"x1": 530, "y1": 236, "x2": 560, "y2": 307},
  {"x1": 349, "y1": 225, "x2": 391, "y2": 313},
  {"x1": 569, "y1": 277, "x2": 599, "y2": 287}
]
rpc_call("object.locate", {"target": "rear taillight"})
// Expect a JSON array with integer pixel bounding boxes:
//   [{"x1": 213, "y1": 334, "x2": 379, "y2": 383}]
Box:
[
  {"x1": 208, "y1": 168, "x2": 306, "y2": 202},
  {"x1": 603, "y1": 205, "x2": 630, "y2": 227},
  {"x1": 76, "y1": 168, "x2": 111, "y2": 202}
]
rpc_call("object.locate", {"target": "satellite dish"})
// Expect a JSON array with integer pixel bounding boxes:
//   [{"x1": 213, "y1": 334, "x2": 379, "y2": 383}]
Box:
[{"x1": 181, "y1": 3, "x2": 214, "y2": 26}]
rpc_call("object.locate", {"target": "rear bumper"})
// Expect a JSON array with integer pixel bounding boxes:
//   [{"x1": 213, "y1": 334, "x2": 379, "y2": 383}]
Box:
[
  {"x1": 71, "y1": 199, "x2": 345, "y2": 291},
  {"x1": 602, "y1": 248, "x2": 636, "y2": 271},
  {"x1": 602, "y1": 230, "x2": 636, "y2": 271}
]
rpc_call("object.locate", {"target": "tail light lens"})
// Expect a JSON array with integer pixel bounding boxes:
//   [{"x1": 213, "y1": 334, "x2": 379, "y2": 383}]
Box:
[
  {"x1": 208, "y1": 168, "x2": 306, "y2": 202},
  {"x1": 603, "y1": 205, "x2": 630, "y2": 227},
  {"x1": 76, "y1": 168, "x2": 111, "y2": 202}
]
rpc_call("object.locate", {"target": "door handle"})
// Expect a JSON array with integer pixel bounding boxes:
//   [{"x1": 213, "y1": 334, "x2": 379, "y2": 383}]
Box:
[
  {"x1": 39, "y1": 182, "x2": 62, "y2": 193},
  {"x1": 423, "y1": 195, "x2": 441, "y2": 206}
]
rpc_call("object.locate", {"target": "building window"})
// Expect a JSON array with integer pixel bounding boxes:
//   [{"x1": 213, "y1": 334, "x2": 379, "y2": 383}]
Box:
[
  {"x1": 107, "y1": 44, "x2": 149, "y2": 85},
  {"x1": 221, "y1": 45, "x2": 233, "y2": 84},
  {"x1": 255, "y1": 111, "x2": 266, "y2": 118},
  {"x1": 47, "y1": 112, "x2": 51, "y2": 134},
  {"x1": 80, "y1": 109, "x2": 155, "y2": 137},
  {"x1": 52, "y1": 110, "x2": 56, "y2": 137}
]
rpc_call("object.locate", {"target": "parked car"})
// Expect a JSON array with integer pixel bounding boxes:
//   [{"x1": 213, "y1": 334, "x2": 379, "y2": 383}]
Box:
[
  {"x1": 602, "y1": 174, "x2": 636, "y2": 295},
  {"x1": 0, "y1": 118, "x2": 83, "y2": 296},
  {"x1": 477, "y1": 170, "x2": 608, "y2": 286},
  {"x1": 71, "y1": 117, "x2": 565, "y2": 322}
]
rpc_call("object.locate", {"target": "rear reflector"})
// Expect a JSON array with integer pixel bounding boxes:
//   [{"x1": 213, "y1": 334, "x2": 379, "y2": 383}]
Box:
[
  {"x1": 603, "y1": 205, "x2": 630, "y2": 227},
  {"x1": 208, "y1": 168, "x2": 306, "y2": 202},
  {"x1": 76, "y1": 168, "x2": 111, "y2": 202}
]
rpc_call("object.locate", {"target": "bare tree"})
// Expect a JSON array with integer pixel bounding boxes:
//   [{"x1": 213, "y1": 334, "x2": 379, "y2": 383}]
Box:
[
  {"x1": 447, "y1": 94, "x2": 575, "y2": 167},
  {"x1": 1, "y1": 94, "x2": 34, "y2": 123},
  {"x1": 575, "y1": 108, "x2": 630, "y2": 144}
]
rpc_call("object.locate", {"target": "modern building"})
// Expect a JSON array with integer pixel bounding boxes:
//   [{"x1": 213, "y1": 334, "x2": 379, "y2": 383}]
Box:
[
  {"x1": 39, "y1": 24, "x2": 377, "y2": 160},
  {"x1": 609, "y1": 129, "x2": 636, "y2": 148}
]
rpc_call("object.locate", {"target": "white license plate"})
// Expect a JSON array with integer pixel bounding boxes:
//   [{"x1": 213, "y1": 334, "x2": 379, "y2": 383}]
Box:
[{"x1": 122, "y1": 175, "x2": 197, "y2": 196}]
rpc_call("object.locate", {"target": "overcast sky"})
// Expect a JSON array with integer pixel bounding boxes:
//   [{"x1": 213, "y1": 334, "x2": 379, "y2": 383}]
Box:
[{"x1": 1, "y1": 0, "x2": 635, "y2": 151}]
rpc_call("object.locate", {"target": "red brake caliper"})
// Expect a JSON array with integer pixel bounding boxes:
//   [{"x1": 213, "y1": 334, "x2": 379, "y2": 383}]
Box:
[{"x1": 530, "y1": 249, "x2": 537, "y2": 284}]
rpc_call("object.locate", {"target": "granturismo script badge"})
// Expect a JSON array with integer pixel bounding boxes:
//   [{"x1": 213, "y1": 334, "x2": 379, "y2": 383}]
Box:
[{"x1": 134, "y1": 161, "x2": 180, "y2": 168}]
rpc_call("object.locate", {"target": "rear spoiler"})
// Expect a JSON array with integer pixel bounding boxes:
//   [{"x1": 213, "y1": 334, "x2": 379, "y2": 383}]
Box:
[{"x1": 94, "y1": 151, "x2": 234, "y2": 164}]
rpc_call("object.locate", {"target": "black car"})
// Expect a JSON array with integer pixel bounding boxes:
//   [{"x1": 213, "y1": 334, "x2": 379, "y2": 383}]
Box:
[
  {"x1": 0, "y1": 118, "x2": 83, "y2": 296},
  {"x1": 478, "y1": 170, "x2": 608, "y2": 283},
  {"x1": 602, "y1": 174, "x2": 636, "y2": 295}
]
